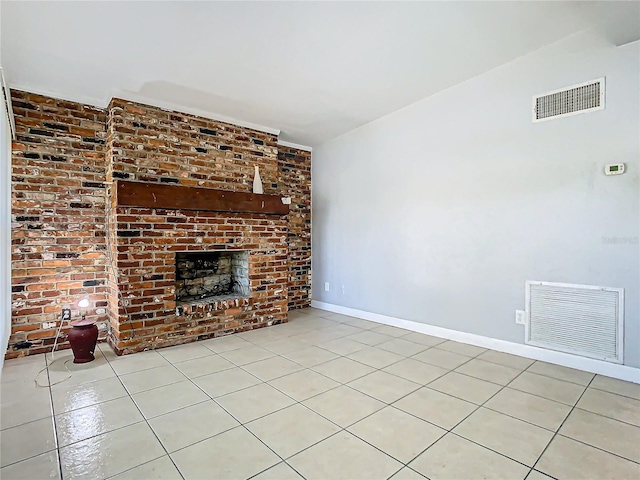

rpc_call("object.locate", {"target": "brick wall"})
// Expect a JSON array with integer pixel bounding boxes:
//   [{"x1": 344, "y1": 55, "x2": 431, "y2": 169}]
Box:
[
  {"x1": 8, "y1": 91, "x2": 311, "y2": 358},
  {"x1": 8, "y1": 91, "x2": 109, "y2": 359},
  {"x1": 107, "y1": 98, "x2": 279, "y2": 192},
  {"x1": 105, "y1": 99, "x2": 290, "y2": 354},
  {"x1": 278, "y1": 146, "x2": 312, "y2": 309}
]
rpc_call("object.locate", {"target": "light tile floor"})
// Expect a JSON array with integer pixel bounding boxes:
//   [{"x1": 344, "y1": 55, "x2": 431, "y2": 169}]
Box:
[{"x1": 1, "y1": 307, "x2": 639, "y2": 479}]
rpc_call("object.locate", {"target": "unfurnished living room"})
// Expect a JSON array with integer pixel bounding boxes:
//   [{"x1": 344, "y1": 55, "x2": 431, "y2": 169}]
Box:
[{"x1": 0, "y1": 1, "x2": 639, "y2": 479}]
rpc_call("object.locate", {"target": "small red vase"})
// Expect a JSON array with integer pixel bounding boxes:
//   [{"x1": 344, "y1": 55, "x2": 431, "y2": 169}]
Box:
[{"x1": 68, "y1": 323, "x2": 98, "y2": 363}]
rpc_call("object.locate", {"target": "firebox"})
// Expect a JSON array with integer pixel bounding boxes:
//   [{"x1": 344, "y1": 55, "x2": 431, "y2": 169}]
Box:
[{"x1": 175, "y1": 251, "x2": 249, "y2": 304}]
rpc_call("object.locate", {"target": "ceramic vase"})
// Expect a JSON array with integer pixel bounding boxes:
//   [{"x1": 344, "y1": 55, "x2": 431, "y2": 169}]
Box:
[
  {"x1": 253, "y1": 166, "x2": 264, "y2": 194},
  {"x1": 68, "y1": 323, "x2": 98, "y2": 363}
]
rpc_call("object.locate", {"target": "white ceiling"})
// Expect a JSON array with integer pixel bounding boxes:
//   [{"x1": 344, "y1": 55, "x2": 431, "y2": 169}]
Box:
[{"x1": 1, "y1": 1, "x2": 638, "y2": 147}]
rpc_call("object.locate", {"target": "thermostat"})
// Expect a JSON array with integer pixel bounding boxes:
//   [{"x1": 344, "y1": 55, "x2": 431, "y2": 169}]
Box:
[{"x1": 605, "y1": 163, "x2": 625, "y2": 175}]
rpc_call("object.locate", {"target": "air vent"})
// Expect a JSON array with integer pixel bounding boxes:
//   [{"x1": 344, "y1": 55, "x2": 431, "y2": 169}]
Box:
[
  {"x1": 525, "y1": 281, "x2": 623, "y2": 363},
  {"x1": 533, "y1": 78, "x2": 605, "y2": 123}
]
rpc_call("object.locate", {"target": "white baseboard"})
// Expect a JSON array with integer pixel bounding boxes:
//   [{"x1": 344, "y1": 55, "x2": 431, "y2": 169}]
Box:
[{"x1": 311, "y1": 300, "x2": 640, "y2": 384}]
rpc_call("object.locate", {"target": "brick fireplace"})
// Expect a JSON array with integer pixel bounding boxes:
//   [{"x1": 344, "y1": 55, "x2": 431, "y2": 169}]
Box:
[
  {"x1": 175, "y1": 250, "x2": 250, "y2": 303},
  {"x1": 8, "y1": 91, "x2": 311, "y2": 359},
  {"x1": 104, "y1": 99, "x2": 293, "y2": 355},
  {"x1": 106, "y1": 204, "x2": 289, "y2": 355}
]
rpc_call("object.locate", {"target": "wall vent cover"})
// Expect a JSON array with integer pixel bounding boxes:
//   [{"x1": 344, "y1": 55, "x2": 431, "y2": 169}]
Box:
[
  {"x1": 525, "y1": 281, "x2": 623, "y2": 363},
  {"x1": 533, "y1": 78, "x2": 605, "y2": 122}
]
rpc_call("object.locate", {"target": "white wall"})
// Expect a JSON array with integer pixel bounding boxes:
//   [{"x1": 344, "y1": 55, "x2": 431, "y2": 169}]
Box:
[
  {"x1": 312, "y1": 31, "x2": 640, "y2": 368},
  {"x1": 0, "y1": 81, "x2": 11, "y2": 370},
  {"x1": 1, "y1": 2, "x2": 11, "y2": 370}
]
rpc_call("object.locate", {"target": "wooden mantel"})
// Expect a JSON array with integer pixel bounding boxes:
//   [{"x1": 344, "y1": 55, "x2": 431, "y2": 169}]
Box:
[{"x1": 114, "y1": 180, "x2": 290, "y2": 215}]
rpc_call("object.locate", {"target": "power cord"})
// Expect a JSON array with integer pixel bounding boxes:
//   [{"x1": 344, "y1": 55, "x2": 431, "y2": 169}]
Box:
[{"x1": 34, "y1": 318, "x2": 71, "y2": 387}]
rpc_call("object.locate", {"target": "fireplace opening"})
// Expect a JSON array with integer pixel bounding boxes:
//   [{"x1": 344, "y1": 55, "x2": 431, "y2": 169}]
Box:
[{"x1": 175, "y1": 251, "x2": 249, "y2": 304}]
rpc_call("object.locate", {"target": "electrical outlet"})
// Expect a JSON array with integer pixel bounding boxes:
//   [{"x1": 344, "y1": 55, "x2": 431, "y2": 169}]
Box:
[
  {"x1": 341, "y1": 285, "x2": 345, "y2": 294},
  {"x1": 515, "y1": 310, "x2": 526, "y2": 325},
  {"x1": 61, "y1": 308, "x2": 71, "y2": 321},
  {"x1": 42, "y1": 321, "x2": 56, "y2": 329},
  {"x1": 324, "y1": 282, "x2": 330, "y2": 292}
]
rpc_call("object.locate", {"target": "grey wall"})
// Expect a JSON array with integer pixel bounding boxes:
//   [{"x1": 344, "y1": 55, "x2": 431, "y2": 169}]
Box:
[{"x1": 312, "y1": 32, "x2": 640, "y2": 368}]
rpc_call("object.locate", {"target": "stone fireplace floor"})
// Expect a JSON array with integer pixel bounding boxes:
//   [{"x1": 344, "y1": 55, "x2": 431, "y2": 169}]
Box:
[{"x1": 1, "y1": 308, "x2": 639, "y2": 480}]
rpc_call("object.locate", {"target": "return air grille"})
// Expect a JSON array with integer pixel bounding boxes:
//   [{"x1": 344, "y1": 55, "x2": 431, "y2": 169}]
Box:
[
  {"x1": 533, "y1": 78, "x2": 605, "y2": 122},
  {"x1": 525, "y1": 281, "x2": 623, "y2": 363}
]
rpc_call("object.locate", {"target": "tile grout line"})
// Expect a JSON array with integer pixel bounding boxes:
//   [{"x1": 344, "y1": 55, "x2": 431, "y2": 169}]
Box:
[
  {"x1": 401, "y1": 353, "x2": 592, "y2": 476},
  {"x1": 566, "y1": 405, "x2": 640, "y2": 430},
  {"x1": 529, "y1": 374, "x2": 596, "y2": 476},
  {"x1": 46, "y1": 351, "x2": 78, "y2": 479},
  {"x1": 552, "y1": 433, "x2": 640, "y2": 466},
  {"x1": 522, "y1": 365, "x2": 595, "y2": 387},
  {"x1": 46, "y1": 354, "x2": 65, "y2": 480},
  {"x1": 317, "y1": 344, "x2": 552, "y2": 475},
  {"x1": 529, "y1": 387, "x2": 640, "y2": 467},
  {"x1": 98, "y1": 348, "x2": 187, "y2": 480},
  {"x1": 432, "y1": 360, "x2": 615, "y2": 436},
  {"x1": 586, "y1": 385, "x2": 640, "y2": 401},
  {"x1": 448, "y1": 356, "x2": 640, "y2": 436},
  {"x1": 527, "y1": 376, "x2": 640, "y2": 467},
  {"x1": 451, "y1": 361, "x2": 565, "y2": 472},
  {"x1": 0, "y1": 353, "x2": 85, "y2": 474},
  {"x1": 391, "y1": 350, "x2": 520, "y2": 472}
]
